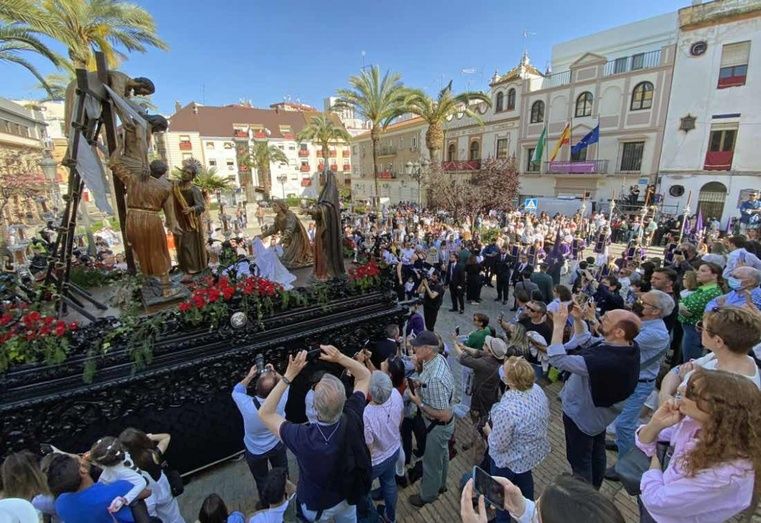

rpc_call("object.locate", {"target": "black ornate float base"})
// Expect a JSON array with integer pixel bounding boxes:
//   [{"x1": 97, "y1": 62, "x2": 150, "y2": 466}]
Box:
[{"x1": 0, "y1": 288, "x2": 405, "y2": 474}]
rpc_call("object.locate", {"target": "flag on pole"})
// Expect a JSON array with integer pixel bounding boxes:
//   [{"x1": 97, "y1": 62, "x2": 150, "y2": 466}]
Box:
[
  {"x1": 531, "y1": 126, "x2": 546, "y2": 165},
  {"x1": 570, "y1": 124, "x2": 600, "y2": 155},
  {"x1": 549, "y1": 123, "x2": 571, "y2": 161}
]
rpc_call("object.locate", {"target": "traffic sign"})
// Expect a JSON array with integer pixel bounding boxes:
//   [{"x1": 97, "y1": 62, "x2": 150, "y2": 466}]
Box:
[{"x1": 524, "y1": 198, "x2": 538, "y2": 212}]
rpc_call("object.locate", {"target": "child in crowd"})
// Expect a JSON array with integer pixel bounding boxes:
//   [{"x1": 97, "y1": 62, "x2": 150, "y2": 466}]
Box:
[
  {"x1": 88, "y1": 437, "x2": 153, "y2": 515},
  {"x1": 250, "y1": 468, "x2": 294, "y2": 522}
]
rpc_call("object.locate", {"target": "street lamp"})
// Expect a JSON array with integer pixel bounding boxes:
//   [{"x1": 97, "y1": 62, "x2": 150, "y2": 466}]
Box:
[
  {"x1": 405, "y1": 158, "x2": 430, "y2": 206},
  {"x1": 277, "y1": 174, "x2": 287, "y2": 199},
  {"x1": 38, "y1": 153, "x2": 60, "y2": 211}
]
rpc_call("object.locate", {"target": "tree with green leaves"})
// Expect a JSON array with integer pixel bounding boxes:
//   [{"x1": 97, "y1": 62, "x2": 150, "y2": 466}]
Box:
[
  {"x1": 191, "y1": 166, "x2": 233, "y2": 205},
  {"x1": 32, "y1": 0, "x2": 168, "y2": 69},
  {"x1": 405, "y1": 83, "x2": 491, "y2": 162},
  {"x1": 297, "y1": 112, "x2": 352, "y2": 190},
  {"x1": 335, "y1": 66, "x2": 410, "y2": 208},
  {"x1": 0, "y1": 0, "x2": 61, "y2": 94},
  {"x1": 246, "y1": 142, "x2": 288, "y2": 199}
]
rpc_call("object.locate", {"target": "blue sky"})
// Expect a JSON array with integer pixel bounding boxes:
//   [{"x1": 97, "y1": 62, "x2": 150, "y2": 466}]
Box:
[{"x1": 2, "y1": 0, "x2": 686, "y2": 114}]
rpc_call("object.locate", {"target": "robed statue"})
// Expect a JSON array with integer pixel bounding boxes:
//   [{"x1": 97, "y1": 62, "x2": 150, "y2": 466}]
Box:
[
  {"x1": 108, "y1": 103, "x2": 181, "y2": 297},
  {"x1": 260, "y1": 200, "x2": 312, "y2": 269},
  {"x1": 307, "y1": 171, "x2": 345, "y2": 280},
  {"x1": 172, "y1": 159, "x2": 208, "y2": 275}
]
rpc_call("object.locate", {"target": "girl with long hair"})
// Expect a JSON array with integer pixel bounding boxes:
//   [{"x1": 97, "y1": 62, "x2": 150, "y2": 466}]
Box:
[{"x1": 637, "y1": 368, "x2": 761, "y2": 522}]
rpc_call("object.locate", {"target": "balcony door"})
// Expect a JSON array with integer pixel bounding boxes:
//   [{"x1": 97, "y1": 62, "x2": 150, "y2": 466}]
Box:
[
  {"x1": 705, "y1": 129, "x2": 735, "y2": 170},
  {"x1": 697, "y1": 181, "x2": 727, "y2": 222}
]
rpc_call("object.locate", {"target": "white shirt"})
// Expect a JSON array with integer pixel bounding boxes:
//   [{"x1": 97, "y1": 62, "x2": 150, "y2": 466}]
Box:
[
  {"x1": 363, "y1": 389, "x2": 404, "y2": 466},
  {"x1": 680, "y1": 352, "x2": 760, "y2": 389}
]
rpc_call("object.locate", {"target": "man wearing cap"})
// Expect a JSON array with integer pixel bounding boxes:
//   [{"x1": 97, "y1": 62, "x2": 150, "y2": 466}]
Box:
[
  {"x1": 452, "y1": 334, "x2": 506, "y2": 419},
  {"x1": 407, "y1": 331, "x2": 455, "y2": 508}
]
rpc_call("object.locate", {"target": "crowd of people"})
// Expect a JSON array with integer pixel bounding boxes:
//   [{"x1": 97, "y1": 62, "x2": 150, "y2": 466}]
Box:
[{"x1": 2, "y1": 193, "x2": 761, "y2": 523}]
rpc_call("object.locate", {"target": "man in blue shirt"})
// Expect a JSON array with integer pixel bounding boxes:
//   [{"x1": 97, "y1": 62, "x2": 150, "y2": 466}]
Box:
[
  {"x1": 606, "y1": 290, "x2": 674, "y2": 481},
  {"x1": 259, "y1": 345, "x2": 371, "y2": 523},
  {"x1": 547, "y1": 304, "x2": 640, "y2": 489},
  {"x1": 739, "y1": 191, "x2": 760, "y2": 233},
  {"x1": 46, "y1": 453, "x2": 139, "y2": 523},
  {"x1": 706, "y1": 266, "x2": 761, "y2": 312},
  {"x1": 232, "y1": 362, "x2": 289, "y2": 499}
]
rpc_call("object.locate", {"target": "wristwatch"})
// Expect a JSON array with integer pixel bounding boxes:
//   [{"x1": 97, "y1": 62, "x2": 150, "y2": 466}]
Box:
[{"x1": 281, "y1": 376, "x2": 292, "y2": 386}]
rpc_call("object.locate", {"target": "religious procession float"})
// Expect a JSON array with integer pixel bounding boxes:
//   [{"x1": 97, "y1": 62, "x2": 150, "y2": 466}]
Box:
[{"x1": 0, "y1": 63, "x2": 403, "y2": 474}]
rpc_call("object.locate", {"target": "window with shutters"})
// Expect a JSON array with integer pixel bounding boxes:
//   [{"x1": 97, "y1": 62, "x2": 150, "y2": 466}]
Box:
[
  {"x1": 631, "y1": 53, "x2": 645, "y2": 70},
  {"x1": 507, "y1": 89, "x2": 516, "y2": 110},
  {"x1": 718, "y1": 41, "x2": 750, "y2": 88},
  {"x1": 614, "y1": 57, "x2": 628, "y2": 74},
  {"x1": 496, "y1": 138, "x2": 508, "y2": 159},
  {"x1": 526, "y1": 148, "x2": 539, "y2": 172},
  {"x1": 705, "y1": 128, "x2": 737, "y2": 170},
  {"x1": 620, "y1": 142, "x2": 644, "y2": 172}
]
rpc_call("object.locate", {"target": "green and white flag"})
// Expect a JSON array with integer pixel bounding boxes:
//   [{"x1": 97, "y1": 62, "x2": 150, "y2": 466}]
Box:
[{"x1": 532, "y1": 126, "x2": 546, "y2": 164}]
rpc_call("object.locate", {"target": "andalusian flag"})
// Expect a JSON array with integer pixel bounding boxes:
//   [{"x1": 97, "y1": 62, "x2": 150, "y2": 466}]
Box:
[
  {"x1": 531, "y1": 126, "x2": 546, "y2": 165},
  {"x1": 549, "y1": 123, "x2": 571, "y2": 161}
]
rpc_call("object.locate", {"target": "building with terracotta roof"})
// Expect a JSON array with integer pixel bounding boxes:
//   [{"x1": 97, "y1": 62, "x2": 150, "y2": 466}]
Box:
[
  {"x1": 165, "y1": 102, "x2": 352, "y2": 200},
  {"x1": 350, "y1": 116, "x2": 429, "y2": 204}
]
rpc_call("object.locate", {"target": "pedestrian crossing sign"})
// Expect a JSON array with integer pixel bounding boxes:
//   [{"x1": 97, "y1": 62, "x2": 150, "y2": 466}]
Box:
[{"x1": 524, "y1": 198, "x2": 538, "y2": 212}]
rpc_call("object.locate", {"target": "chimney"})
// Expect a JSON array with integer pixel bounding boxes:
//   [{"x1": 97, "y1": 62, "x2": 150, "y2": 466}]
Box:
[{"x1": 175, "y1": 101, "x2": 181, "y2": 113}]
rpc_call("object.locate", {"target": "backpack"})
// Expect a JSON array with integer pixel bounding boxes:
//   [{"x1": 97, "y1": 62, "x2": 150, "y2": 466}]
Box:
[{"x1": 336, "y1": 409, "x2": 372, "y2": 506}]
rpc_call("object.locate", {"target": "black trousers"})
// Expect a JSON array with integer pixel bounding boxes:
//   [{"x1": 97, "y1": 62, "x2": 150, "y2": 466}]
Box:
[
  {"x1": 449, "y1": 284, "x2": 464, "y2": 311},
  {"x1": 245, "y1": 443, "x2": 289, "y2": 498},
  {"x1": 562, "y1": 413, "x2": 606, "y2": 490},
  {"x1": 423, "y1": 306, "x2": 439, "y2": 331},
  {"x1": 401, "y1": 414, "x2": 427, "y2": 464},
  {"x1": 496, "y1": 273, "x2": 511, "y2": 301}
]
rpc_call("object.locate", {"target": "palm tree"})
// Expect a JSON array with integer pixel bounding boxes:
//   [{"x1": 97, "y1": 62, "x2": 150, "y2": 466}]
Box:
[
  {"x1": 248, "y1": 142, "x2": 288, "y2": 199},
  {"x1": 0, "y1": 1, "x2": 61, "y2": 93},
  {"x1": 33, "y1": 0, "x2": 168, "y2": 69},
  {"x1": 297, "y1": 112, "x2": 352, "y2": 190},
  {"x1": 192, "y1": 166, "x2": 233, "y2": 205},
  {"x1": 335, "y1": 66, "x2": 410, "y2": 208},
  {"x1": 405, "y1": 84, "x2": 492, "y2": 162}
]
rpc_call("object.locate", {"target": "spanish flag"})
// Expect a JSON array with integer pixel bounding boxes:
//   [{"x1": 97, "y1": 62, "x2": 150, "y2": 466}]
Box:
[{"x1": 549, "y1": 123, "x2": 571, "y2": 161}]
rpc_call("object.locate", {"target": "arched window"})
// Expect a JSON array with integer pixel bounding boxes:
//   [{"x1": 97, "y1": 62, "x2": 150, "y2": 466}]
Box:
[
  {"x1": 530, "y1": 101, "x2": 544, "y2": 123},
  {"x1": 447, "y1": 143, "x2": 456, "y2": 161},
  {"x1": 507, "y1": 88, "x2": 516, "y2": 111},
  {"x1": 495, "y1": 92, "x2": 504, "y2": 112},
  {"x1": 630, "y1": 82, "x2": 654, "y2": 111},
  {"x1": 698, "y1": 181, "x2": 727, "y2": 221},
  {"x1": 469, "y1": 141, "x2": 480, "y2": 161},
  {"x1": 575, "y1": 91, "x2": 593, "y2": 117}
]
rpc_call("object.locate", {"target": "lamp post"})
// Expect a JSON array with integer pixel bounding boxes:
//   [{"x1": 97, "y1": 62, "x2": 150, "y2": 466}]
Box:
[
  {"x1": 277, "y1": 174, "x2": 287, "y2": 199},
  {"x1": 38, "y1": 153, "x2": 60, "y2": 211},
  {"x1": 405, "y1": 158, "x2": 430, "y2": 207}
]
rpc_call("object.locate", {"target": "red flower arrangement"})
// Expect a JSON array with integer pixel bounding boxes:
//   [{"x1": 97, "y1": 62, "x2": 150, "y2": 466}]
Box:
[
  {"x1": 0, "y1": 308, "x2": 78, "y2": 372},
  {"x1": 348, "y1": 260, "x2": 381, "y2": 292},
  {"x1": 177, "y1": 275, "x2": 283, "y2": 327}
]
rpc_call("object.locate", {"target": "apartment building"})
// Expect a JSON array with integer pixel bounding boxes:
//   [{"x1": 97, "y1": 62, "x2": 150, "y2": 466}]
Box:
[
  {"x1": 350, "y1": 117, "x2": 429, "y2": 204},
  {"x1": 165, "y1": 102, "x2": 352, "y2": 200},
  {"x1": 658, "y1": 0, "x2": 761, "y2": 225}
]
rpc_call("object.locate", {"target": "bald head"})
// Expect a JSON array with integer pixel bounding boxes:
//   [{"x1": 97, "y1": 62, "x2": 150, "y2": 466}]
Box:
[
  {"x1": 255, "y1": 372, "x2": 279, "y2": 398},
  {"x1": 602, "y1": 309, "x2": 641, "y2": 343}
]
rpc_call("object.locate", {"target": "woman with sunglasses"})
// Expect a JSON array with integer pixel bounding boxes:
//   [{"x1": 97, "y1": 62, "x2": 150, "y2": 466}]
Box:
[
  {"x1": 659, "y1": 307, "x2": 761, "y2": 406},
  {"x1": 636, "y1": 369, "x2": 761, "y2": 523},
  {"x1": 677, "y1": 262, "x2": 724, "y2": 362}
]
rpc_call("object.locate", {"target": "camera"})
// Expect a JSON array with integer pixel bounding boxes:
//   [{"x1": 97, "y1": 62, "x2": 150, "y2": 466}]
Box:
[{"x1": 255, "y1": 352, "x2": 265, "y2": 371}]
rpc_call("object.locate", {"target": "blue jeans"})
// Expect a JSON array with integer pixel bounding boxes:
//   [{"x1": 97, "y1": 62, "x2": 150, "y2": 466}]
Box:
[
  {"x1": 370, "y1": 449, "x2": 399, "y2": 522},
  {"x1": 615, "y1": 380, "x2": 655, "y2": 456},
  {"x1": 489, "y1": 455, "x2": 534, "y2": 523},
  {"x1": 681, "y1": 324, "x2": 703, "y2": 363}
]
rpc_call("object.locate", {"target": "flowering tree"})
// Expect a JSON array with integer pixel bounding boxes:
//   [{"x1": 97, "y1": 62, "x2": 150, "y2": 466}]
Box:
[
  {"x1": 424, "y1": 158, "x2": 520, "y2": 226},
  {"x1": 0, "y1": 148, "x2": 48, "y2": 231}
]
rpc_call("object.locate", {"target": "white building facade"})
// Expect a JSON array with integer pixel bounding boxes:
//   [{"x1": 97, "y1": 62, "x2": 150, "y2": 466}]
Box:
[{"x1": 658, "y1": 0, "x2": 761, "y2": 226}]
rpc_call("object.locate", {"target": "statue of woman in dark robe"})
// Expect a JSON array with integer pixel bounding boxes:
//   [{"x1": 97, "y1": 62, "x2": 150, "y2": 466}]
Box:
[{"x1": 307, "y1": 171, "x2": 345, "y2": 280}]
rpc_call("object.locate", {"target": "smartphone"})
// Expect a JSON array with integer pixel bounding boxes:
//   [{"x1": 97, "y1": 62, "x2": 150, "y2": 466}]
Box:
[
  {"x1": 455, "y1": 326, "x2": 460, "y2": 336},
  {"x1": 473, "y1": 466, "x2": 504, "y2": 508}
]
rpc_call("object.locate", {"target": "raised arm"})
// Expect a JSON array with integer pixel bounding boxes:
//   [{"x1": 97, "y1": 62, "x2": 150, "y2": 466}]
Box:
[
  {"x1": 320, "y1": 344, "x2": 371, "y2": 396},
  {"x1": 259, "y1": 351, "x2": 307, "y2": 438}
]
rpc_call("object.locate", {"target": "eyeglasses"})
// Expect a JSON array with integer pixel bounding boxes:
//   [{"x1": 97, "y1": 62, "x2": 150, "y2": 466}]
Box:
[{"x1": 637, "y1": 300, "x2": 659, "y2": 310}]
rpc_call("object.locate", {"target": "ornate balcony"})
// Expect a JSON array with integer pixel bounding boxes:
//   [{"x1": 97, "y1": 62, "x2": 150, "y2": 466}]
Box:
[
  {"x1": 299, "y1": 164, "x2": 310, "y2": 173},
  {"x1": 441, "y1": 160, "x2": 481, "y2": 171},
  {"x1": 544, "y1": 160, "x2": 608, "y2": 174},
  {"x1": 179, "y1": 141, "x2": 192, "y2": 151},
  {"x1": 704, "y1": 150, "x2": 733, "y2": 171},
  {"x1": 298, "y1": 149, "x2": 309, "y2": 157}
]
